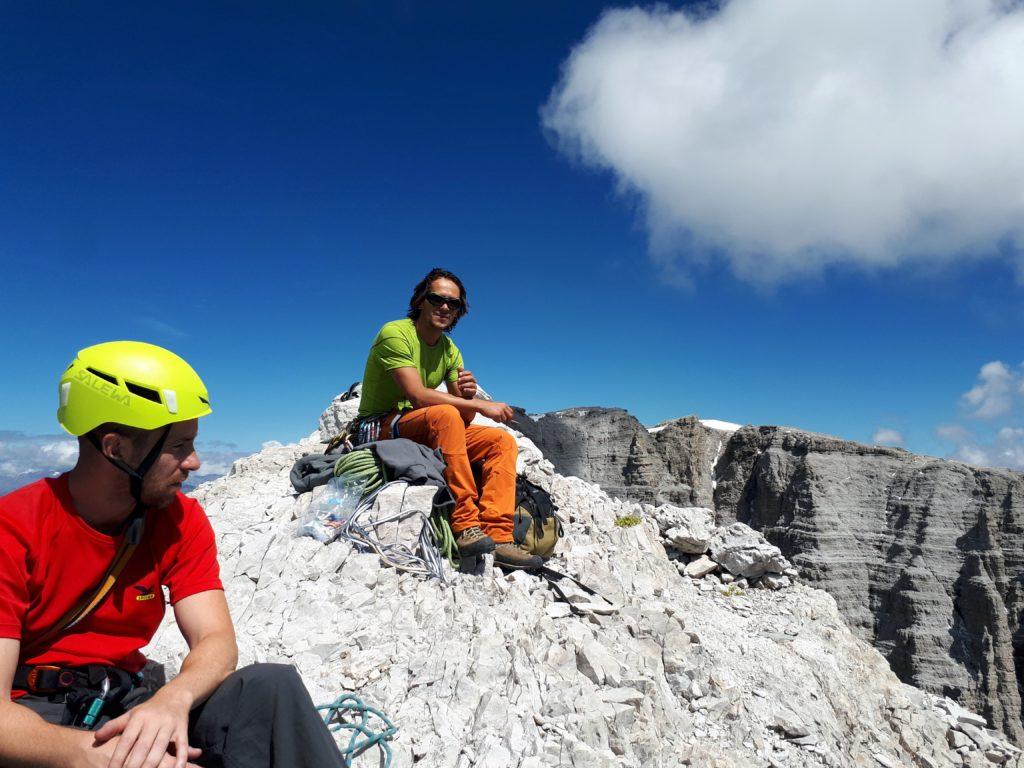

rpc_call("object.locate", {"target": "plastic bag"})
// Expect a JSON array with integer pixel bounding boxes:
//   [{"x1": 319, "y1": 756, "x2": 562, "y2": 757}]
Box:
[{"x1": 298, "y1": 474, "x2": 364, "y2": 543}]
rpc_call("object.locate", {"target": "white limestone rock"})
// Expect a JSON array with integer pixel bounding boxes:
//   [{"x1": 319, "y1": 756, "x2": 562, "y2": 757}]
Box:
[
  {"x1": 318, "y1": 393, "x2": 361, "y2": 442},
  {"x1": 684, "y1": 555, "x2": 719, "y2": 579},
  {"x1": 709, "y1": 522, "x2": 793, "y2": 579},
  {"x1": 651, "y1": 504, "x2": 715, "y2": 554},
  {"x1": 761, "y1": 573, "x2": 792, "y2": 591}
]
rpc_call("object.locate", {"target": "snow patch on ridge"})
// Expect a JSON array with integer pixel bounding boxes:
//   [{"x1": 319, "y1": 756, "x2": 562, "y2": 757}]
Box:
[
  {"x1": 700, "y1": 419, "x2": 742, "y2": 433},
  {"x1": 647, "y1": 418, "x2": 742, "y2": 434}
]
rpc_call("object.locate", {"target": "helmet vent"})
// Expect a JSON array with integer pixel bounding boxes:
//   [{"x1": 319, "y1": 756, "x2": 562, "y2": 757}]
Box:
[
  {"x1": 198, "y1": 396, "x2": 209, "y2": 405},
  {"x1": 86, "y1": 367, "x2": 118, "y2": 386},
  {"x1": 125, "y1": 382, "x2": 162, "y2": 404}
]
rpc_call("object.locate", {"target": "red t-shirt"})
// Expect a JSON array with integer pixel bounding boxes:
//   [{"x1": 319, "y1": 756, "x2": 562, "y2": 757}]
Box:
[{"x1": 0, "y1": 474, "x2": 223, "y2": 697}]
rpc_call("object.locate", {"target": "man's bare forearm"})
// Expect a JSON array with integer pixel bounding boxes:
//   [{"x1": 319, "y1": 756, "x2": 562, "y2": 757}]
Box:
[
  {"x1": 409, "y1": 386, "x2": 482, "y2": 419},
  {"x1": 0, "y1": 699, "x2": 92, "y2": 767},
  {"x1": 153, "y1": 629, "x2": 237, "y2": 712}
]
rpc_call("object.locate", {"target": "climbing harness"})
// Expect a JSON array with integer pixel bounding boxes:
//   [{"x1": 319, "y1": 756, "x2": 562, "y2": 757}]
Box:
[
  {"x1": 318, "y1": 693, "x2": 398, "y2": 768},
  {"x1": 347, "y1": 411, "x2": 404, "y2": 447},
  {"x1": 12, "y1": 664, "x2": 145, "y2": 728}
]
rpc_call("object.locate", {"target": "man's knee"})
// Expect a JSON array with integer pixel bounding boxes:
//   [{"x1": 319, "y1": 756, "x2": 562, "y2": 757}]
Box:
[
  {"x1": 498, "y1": 429, "x2": 517, "y2": 453},
  {"x1": 483, "y1": 428, "x2": 517, "y2": 459},
  {"x1": 425, "y1": 404, "x2": 462, "y2": 428},
  {"x1": 491, "y1": 428, "x2": 517, "y2": 453},
  {"x1": 232, "y1": 663, "x2": 304, "y2": 697}
]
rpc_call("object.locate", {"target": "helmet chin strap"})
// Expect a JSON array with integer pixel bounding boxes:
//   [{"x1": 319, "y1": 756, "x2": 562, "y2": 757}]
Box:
[{"x1": 86, "y1": 425, "x2": 172, "y2": 544}]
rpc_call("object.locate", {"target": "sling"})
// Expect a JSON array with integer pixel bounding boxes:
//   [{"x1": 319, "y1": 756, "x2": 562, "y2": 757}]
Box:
[{"x1": 25, "y1": 509, "x2": 146, "y2": 654}]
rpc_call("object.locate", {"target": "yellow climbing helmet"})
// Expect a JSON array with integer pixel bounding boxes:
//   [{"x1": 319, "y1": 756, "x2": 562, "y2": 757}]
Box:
[{"x1": 57, "y1": 341, "x2": 212, "y2": 436}]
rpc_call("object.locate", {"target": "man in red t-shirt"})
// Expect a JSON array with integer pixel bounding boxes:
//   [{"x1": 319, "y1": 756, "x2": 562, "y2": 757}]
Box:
[{"x1": 0, "y1": 342, "x2": 344, "y2": 768}]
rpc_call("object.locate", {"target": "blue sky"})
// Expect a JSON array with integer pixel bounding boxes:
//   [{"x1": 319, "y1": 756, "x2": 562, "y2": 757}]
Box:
[{"x1": 2, "y1": 0, "x2": 1023, "y2": 482}]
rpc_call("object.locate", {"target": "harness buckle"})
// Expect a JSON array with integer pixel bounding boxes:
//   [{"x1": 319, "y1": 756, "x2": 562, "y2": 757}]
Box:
[{"x1": 25, "y1": 665, "x2": 65, "y2": 694}]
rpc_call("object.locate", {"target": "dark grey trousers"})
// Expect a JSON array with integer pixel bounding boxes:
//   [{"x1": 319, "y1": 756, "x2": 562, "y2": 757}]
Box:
[{"x1": 17, "y1": 663, "x2": 346, "y2": 768}]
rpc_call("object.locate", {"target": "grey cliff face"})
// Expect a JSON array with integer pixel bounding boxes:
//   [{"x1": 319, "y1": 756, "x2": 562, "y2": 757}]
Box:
[
  {"x1": 511, "y1": 408, "x2": 726, "y2": 508},
  {"x1": 713, "y1": 426, "x2": 1024, "y2": 744},
  {"x1": 521, "y1": 414, "x2": 1024, "y2": 745}
]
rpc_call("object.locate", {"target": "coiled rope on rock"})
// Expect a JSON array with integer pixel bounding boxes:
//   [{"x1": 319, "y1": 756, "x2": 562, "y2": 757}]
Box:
[
  {"x1": 335, "y1": 480, "x2": 452, "y2": 581},
  {"x1": 333, "y1": 450, "x2": 385, "y2": 496},
  {"x1": 318, "y1": 693, "x2": 397, "y2": 767}
]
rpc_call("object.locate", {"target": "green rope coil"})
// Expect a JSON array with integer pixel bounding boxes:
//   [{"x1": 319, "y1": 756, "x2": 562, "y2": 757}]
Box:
[
  {"x1": 429, "y1": 510, "x2": 459, "y2": 567},
  {"x1": 334, "y1": 450, "x2": 385, "y2": 498},
  {"x1": 318, "y1": 694, "x2": 398, "y2": 767}
]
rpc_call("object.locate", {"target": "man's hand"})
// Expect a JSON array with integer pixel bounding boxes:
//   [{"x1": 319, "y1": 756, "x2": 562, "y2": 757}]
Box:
[
  {"x1": 94, "y1": 690, "x2": 197, "y2": 768},
  {"x1": 74, "y1": 730, "x2": 201, "y2": 768},
  {"x1": 478, "y1": 401, "x2": 514, "y2": 424},
  {"x1": 455, "y1": 367, "x2": 478, "y2": 400}
]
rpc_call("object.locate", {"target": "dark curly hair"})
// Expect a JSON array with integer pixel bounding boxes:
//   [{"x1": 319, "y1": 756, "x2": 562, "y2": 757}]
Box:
[{"x1": 407, "y1": 268, "x2": 469, "y2": 331}]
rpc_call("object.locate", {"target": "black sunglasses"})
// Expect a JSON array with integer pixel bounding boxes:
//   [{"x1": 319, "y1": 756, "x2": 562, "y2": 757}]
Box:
[{"x1": 425, "y1": 292, "x2": 463, "y2": 311}]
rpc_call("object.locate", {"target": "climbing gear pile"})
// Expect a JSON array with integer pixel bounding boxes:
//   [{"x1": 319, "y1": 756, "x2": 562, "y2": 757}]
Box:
[
  {"x1": 332, "y1": 481, "x2": 451, "y2": 581},
  {"x1": 298, "y1": 449, "x2": 385, "y2": 543},
  {"x1": 318, "y1": 693, "x2": 398, "y2": 768}
]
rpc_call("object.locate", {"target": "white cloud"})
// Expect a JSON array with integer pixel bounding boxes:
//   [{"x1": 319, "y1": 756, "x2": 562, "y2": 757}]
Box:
[
  {"x1": 0, "y1": 432, "x2": 247, "y2": 495},
  {"x1": 872, "y1": 428, "x2": 904, "y2": 446},
  {"x1": 946, "y1": 426, "x2": 1024, "y2": 470},
  {"x1": 961, "y1": 361, "x2": 1022, "y2": 418},
  {"x1": 194, "y1": 439, "x2": 247, "y2": 477},
  {"x1": 936, "y1": 423, "x2": 971, "y2": 442},
  {"x1": 0, "y1": 431, "x2": 78, "y2": 494},
  {"x1": 937, "y1": 365, "x2": 1024, "y2": 469},
  {"x1": 544, "y1": 0, "x2": 1024, "y2": 284},
  {"x1": 137, "y1": 316, "x2": 188, "y2": 339}
]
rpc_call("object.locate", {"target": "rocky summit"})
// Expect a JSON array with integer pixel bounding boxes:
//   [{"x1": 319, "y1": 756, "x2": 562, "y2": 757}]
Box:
[
  {"x1": 144, "y1": 395, "x2": 1023, "y2": 767},
  {"x1": 519, "y1": 408, "x2": 1024, "y2": 747}
]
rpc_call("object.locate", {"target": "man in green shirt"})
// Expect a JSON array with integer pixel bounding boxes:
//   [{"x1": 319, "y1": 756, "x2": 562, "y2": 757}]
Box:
[{"x1": 358, "y1": 268, "x2": 542, "y2": 570}]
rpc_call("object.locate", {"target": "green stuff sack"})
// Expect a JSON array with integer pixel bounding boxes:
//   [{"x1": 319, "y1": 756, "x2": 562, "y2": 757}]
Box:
[{"x1": 513, "y1": 476, "x2": 564, "y2": 559}]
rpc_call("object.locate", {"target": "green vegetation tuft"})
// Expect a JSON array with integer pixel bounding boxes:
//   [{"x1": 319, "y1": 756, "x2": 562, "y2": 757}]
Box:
[{"x1": 614, "y1": 514, "x2": 642, "y2": 528}]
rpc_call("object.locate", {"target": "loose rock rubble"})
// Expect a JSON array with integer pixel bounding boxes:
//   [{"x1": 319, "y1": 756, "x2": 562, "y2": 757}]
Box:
[
  {"x1": 648, "y1": 505, "x2": 795, "y2": 591},
  {"x1": 144, "y1": 395, "x2": 1023, "y2": 767}
]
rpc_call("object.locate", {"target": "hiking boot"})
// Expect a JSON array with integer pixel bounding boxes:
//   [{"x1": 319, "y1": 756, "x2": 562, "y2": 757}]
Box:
[
  {"x1": 493, "y1": 542, "x2": 544, "y2": 570},
  {"x1": 455, "y1": 526, "x2": 495, "y2": 557}
]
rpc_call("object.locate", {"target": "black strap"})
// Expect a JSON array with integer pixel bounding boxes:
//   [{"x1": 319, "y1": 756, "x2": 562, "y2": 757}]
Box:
[
  {"x1": 536, "y1": 565, "x2": 615, "y2": 616},
  {"x1": 86, "y1": 425, "x2": 170, "y2": 508}
]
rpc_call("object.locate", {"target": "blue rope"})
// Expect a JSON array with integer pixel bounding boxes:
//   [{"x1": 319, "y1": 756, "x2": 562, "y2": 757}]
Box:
[{"x1": 317, "y1": 694, "x2": 398, "y2": 767}]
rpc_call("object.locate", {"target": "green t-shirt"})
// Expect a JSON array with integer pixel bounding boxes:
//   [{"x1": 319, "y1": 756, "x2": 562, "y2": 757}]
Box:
[{"x1": 358, "y1": 318, "x2": 464, "y2": 416}]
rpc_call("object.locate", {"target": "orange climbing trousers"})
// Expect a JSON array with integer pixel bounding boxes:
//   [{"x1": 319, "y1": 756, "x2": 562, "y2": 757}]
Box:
[{"x1": 383, "y1": 404, "x2": 517, "y2": 543}]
